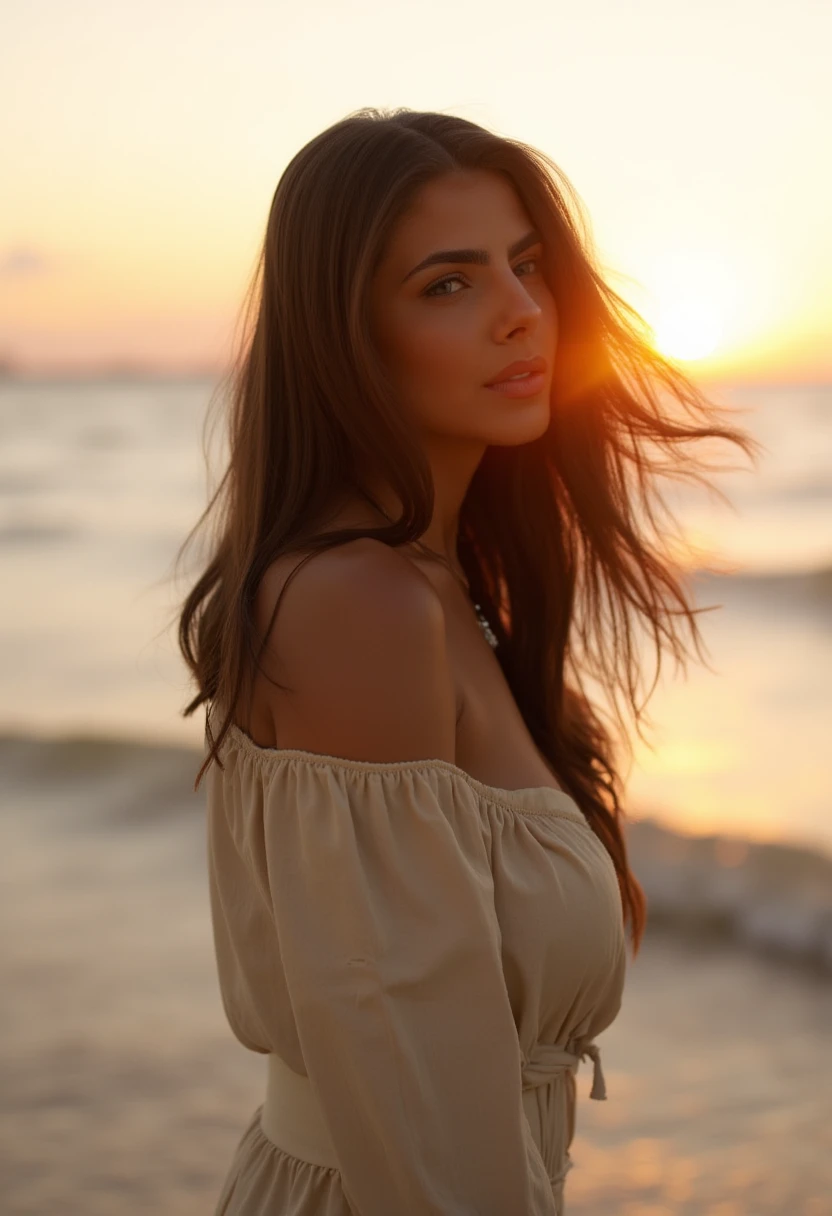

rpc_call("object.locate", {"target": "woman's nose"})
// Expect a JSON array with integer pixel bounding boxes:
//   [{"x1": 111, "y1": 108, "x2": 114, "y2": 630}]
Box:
[{"x1": 493, "y1": 273, "x2": 542, "y2": 339}]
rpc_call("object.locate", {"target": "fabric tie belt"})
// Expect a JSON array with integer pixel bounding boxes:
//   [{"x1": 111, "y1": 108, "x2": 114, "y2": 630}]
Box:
[
  {"x1": 521, "y1": 1037, "x2": 607, "y2": 1101},
  {"x1": 259, "y1": 1037, "x2": 607, "y2": 1174},
  {"x1": 520, "y1": 1037, "x2": 608, "y2": 1193}
]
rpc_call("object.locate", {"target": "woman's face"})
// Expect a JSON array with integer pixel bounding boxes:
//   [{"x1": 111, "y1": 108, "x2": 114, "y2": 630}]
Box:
[{"x1": 369, "y1": 168, "x2": 558, "y2": 450}]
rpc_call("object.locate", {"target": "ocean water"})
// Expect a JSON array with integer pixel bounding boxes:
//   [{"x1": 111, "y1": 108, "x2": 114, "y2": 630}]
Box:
[
  {"x1": 0, "y1": 376, "x2": 830, "y2": 858},
  {"x1": 1, "y1": 379, "x2": 830, "y2": 1210}
]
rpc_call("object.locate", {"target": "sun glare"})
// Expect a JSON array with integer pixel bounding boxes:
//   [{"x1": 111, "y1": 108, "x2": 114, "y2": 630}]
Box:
[
  {"x1": 643, "y1": 252, "x2": 739, "y2": 364},
  {"x1": 654, "y1": 307, "x2": 721, "y2": 361}
]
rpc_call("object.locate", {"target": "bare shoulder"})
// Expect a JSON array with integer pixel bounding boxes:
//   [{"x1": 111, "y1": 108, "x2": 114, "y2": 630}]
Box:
[{"x1": 250, "y1": 538, "x2": 457, "y2": 763}]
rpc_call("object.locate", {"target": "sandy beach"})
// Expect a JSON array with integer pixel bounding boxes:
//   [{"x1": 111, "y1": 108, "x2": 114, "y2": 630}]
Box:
[{"x1": 2, "y1": 730, "x2": 830, "y2": 1215}]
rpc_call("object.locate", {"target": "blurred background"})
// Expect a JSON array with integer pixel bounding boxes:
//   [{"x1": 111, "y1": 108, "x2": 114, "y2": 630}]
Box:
[{"x1": 1, "y1": 1, "x2": 830, "y2": 1213}]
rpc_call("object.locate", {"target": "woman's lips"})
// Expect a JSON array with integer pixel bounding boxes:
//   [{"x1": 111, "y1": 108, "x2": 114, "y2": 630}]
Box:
[
  {"x1": 484, "y1": 355, "x2": 547, "y2": 397},
  {"x1": 484, "y1": 370, "x2": 547, "y2": 398}
]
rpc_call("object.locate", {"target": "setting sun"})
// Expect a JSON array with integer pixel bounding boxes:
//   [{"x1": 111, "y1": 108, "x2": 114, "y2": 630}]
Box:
[
  {"x1": 643, "y1": 252, "x2": 739, "y2": 364},
  {"x1": 654, "y1": 302, "x2": 722, "y2": 361}
]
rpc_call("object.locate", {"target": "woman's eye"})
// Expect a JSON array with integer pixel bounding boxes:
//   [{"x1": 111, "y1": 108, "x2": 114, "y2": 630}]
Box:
[
  {"x1": 423, "y1": 274, "x2": 466, "y2": 298},
  {"x1": 423, "y1": 258, "x2": 541, "y2": 298},
  {"x1": 514, "y1": 257, "x2": 540, "y2": 276}
]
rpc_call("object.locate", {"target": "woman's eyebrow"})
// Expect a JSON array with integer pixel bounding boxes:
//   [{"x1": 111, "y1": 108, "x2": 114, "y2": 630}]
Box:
[{"x1": 401, "y1": 229, "x2": 541, "y2": 284}]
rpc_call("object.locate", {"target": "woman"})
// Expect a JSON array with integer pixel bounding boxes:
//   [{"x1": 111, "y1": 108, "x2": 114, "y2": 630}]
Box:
[{"x1": 177, "y1": 108, "x2": 758, "y2": 1214}]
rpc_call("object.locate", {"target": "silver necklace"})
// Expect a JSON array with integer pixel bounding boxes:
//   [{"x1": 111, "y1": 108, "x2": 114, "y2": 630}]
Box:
[
  {"x1": 358, "y1": 498, "x2": 499, "y2": 650},
  {"x1": 410, "y1": 540, "x2": 499, "y2": 650},
  {"x1": 471, "y1": 602, "x2": 500, "y2": 650}
]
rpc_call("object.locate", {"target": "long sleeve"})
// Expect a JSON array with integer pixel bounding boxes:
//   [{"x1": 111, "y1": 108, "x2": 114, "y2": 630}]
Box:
[{"x1": 261, "y1": 753, "x2": 559, "y2": 1216}]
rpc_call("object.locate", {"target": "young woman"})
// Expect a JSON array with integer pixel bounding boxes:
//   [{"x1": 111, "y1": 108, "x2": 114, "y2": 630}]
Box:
[{"x1": 177, "y1": 108, "x2": 758, "y2": 1215}]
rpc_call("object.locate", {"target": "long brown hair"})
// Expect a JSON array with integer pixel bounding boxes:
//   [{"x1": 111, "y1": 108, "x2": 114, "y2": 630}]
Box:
[{"x1": 175, "y1": 107, "x2": 761, "y2": 956}]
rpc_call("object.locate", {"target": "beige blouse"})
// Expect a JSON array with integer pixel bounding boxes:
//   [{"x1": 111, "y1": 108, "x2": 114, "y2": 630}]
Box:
[{"x1": 206, "y1": 722, "x2": 628, "y2": 1215}]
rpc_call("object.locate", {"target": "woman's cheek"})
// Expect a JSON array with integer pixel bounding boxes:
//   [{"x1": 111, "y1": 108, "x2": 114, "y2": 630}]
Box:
[{"x1": 406, "y1": 317, "x2": 473, "y2": 390}]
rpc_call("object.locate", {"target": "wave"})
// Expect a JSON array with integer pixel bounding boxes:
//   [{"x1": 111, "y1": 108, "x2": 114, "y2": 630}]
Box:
[
  {"x1": 626, "y1": 817, "x2": 832, "y2": 976},
  {"x1": 3, "y1": 726, "x2": 831, "y2": 978},
  {"x1": 0, "y1": 729, "x2": 203, "y2": 825},
  {"x1": 689, "y1": 561, "x2": 832, "y2": 608}
]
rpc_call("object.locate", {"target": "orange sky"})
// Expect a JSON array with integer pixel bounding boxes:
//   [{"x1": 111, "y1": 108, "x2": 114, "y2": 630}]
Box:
[{"x1": 1, "y1": 0, "x2": 830, "y2": 382}]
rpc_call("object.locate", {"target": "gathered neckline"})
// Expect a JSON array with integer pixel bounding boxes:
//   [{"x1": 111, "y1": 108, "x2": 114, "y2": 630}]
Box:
[{"x1": 221, "y1": 722, "x2": 588, "y2": 823}]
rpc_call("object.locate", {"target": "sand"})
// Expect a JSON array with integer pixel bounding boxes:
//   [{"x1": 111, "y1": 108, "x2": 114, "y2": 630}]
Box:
[{"x1": 2, "y1": 732, "x2": 829, "y2": 1215}]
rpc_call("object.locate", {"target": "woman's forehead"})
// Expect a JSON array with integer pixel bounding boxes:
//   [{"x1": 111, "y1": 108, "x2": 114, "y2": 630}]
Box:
[{"x1": 377, "y1": 169, "x2": 534, "y2": 280}]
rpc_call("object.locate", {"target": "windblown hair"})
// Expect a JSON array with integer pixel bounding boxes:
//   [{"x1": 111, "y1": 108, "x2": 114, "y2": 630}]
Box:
[{"x1": 175, "y1": 107, "x2": 761, "y2": 956}]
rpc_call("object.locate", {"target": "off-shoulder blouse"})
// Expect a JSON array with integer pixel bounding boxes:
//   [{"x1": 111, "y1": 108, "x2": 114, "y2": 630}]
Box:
[{"x1": 206, "y1": 722, "x2": 627, "y2": 1215}]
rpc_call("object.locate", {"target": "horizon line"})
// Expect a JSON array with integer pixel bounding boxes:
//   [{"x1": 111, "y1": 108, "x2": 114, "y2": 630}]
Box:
[{"x1": 0, "y1": 357, "x2": 830, "y2": 391}]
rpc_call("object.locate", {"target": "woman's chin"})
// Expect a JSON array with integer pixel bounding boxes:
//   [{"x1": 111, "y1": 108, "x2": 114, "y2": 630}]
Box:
[{"x1": 480, "y1": 400, "x2": 551, "y2": 446}]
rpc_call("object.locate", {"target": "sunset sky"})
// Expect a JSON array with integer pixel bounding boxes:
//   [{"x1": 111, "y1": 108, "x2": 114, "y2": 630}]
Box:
[{"x1": 2, "y1": 0, "x2": 829, "y2": 382}]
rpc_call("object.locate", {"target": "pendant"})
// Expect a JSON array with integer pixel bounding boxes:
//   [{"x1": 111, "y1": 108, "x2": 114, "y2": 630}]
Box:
[{"x1": 473, "y1": 603, "x2": 499, "y2": 649}]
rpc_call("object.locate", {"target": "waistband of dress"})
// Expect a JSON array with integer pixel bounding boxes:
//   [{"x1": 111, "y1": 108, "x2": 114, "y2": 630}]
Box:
[
  {"x1": 259, "y1": 1046, "x2": 601, "y2": 1172},
  {"x1": 260, "y1": 1052, "x2": 340, "y2": 1169}
]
